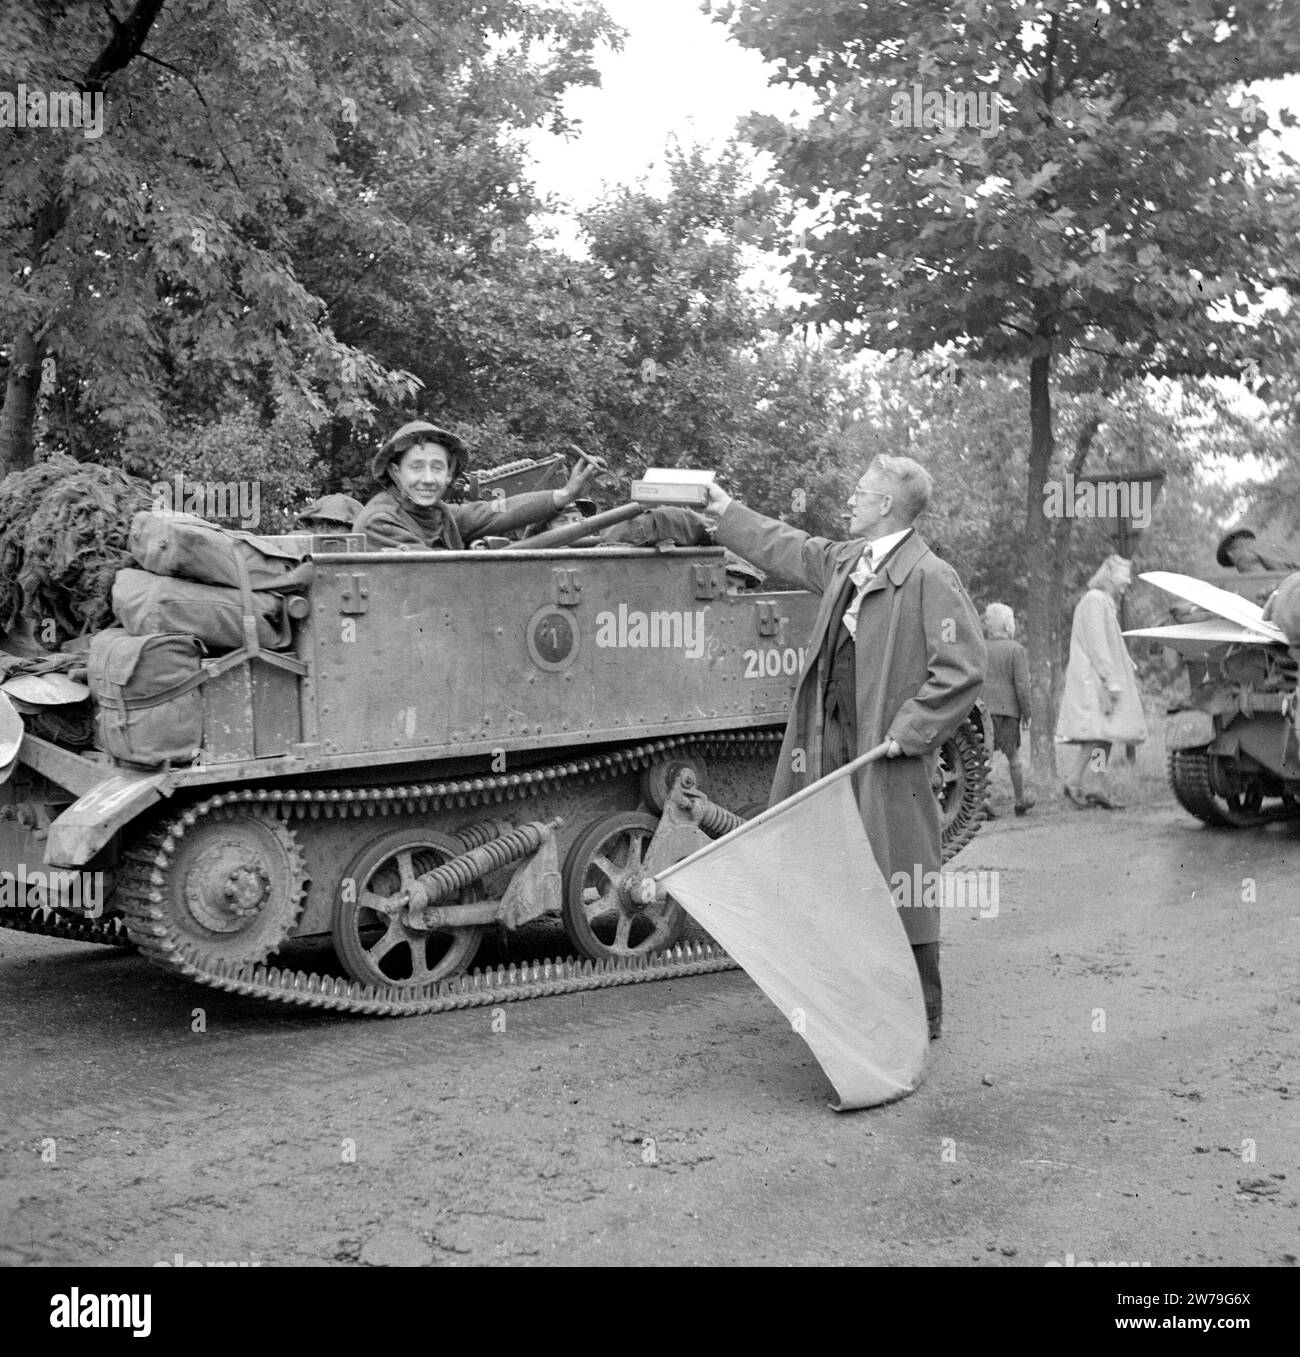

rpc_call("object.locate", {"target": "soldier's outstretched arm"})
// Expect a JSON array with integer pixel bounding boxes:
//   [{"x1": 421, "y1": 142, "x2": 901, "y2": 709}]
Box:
[
  {"x1": 453, "y1": 491, "x2": 565, "y2": 542},
  {"x1": 703, "y1": 484, "x2": 841, "y2": 594}
]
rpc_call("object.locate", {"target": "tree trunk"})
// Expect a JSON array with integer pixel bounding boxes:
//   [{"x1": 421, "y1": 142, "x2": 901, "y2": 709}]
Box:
[
  {"x1": 0, "y1": 0, "x2": 169, "y2": 476},
  {"x1": 1024, "y1": 347, "x2": 1056, "y2": 776},
  {"x1": 1046, "y1": 411, "x2": 1105, "y2": 736},
  {"x1": 0, "y1": 329, "x2": 44, "y2": 475}
]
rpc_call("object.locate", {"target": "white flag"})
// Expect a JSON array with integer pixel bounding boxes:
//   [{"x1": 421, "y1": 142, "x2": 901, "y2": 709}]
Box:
[{"x1": 654, "y1": 762, "x2": 928, "y2": 1111}]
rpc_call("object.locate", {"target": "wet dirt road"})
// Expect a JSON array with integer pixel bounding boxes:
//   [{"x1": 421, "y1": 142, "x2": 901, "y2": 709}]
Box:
[{"x1": 1, "y1": 790, "x2": 1297, "y2": 1268}]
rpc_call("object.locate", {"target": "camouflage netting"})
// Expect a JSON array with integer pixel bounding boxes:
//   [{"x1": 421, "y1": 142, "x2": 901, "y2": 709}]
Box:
[
  {"x1": 0, "y1": 455, "x2": 78, "y2": 632},
  {"x1": 0, "y1": 457, "x2": 154, "y2": 644}
]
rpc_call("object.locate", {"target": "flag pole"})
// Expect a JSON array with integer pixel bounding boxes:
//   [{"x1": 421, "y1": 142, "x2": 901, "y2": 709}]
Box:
[{"x1": 653, "y1": 739, "x2": 893, "y2": 882}]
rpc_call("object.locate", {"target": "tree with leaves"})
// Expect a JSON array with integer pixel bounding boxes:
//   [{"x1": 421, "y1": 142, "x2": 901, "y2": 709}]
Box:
[
  {"x1": 715, "y1": 0, "x2": 1300, "y2": 768},
  {"x1": 558, "y1": 144, "x2": 861, "y2": 531},
  {"x1": 0, "y1": 0, "x2": 615, "y2": 477},
  {"x1": 363, "y1": 140, "x2": 866, "y2": 534}
]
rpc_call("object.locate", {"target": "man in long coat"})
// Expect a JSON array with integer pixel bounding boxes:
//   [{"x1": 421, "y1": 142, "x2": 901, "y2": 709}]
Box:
[{"x1": 704, "y1": 455, "x2": 985, "y2": 1038}]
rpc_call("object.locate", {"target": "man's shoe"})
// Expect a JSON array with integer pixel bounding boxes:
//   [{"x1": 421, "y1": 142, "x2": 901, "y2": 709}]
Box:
[
  {"x1": 928, "y1": 1018, "x2": 942, "y2": 1041},
  {"x1": 1086, "y1": 791, "x2": 1125, "y2": 810},
  {"x1": 1062, "y1": 784, "x2": 1090, "y2": 808},
  {"x1": 1014, "y1": 794, "x2": 1037, "y2": 817}
]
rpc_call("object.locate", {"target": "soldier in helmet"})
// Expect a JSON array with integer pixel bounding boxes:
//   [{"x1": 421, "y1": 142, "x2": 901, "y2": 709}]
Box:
[
  {"x1": 353, "y1": 421, "x2": 596, "y2": 550},
  {"x1": 1216, "y1": 528, "x2": 1300, "y2": 574}
]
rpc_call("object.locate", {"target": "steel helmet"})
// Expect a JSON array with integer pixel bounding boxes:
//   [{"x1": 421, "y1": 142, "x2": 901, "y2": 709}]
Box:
[{"x1": 371, "y1": 422, "x2": 470, "y2": 484}]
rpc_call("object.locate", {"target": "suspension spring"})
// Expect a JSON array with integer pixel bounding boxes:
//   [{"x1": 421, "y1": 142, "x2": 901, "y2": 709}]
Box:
[
  {"x1": 699, "y1": 801, "x2": 744, "y2": 838},
  {"x1": 408, "y1": 817, "x2": 562, "y2": 908}
]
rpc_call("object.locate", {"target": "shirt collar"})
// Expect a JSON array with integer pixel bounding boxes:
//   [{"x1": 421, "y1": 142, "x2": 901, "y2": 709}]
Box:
[
  {"x1": 869, "y1": 528, "x2": 911, "y2": 568},
  {"x1": 852, "y1": 527, "x2": 912, "y2": 582}
]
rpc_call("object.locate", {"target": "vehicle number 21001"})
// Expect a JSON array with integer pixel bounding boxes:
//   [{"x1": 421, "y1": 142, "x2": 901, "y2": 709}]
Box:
[{"x1": 742, "y1": 646, "x2": 807, "y2": 679}]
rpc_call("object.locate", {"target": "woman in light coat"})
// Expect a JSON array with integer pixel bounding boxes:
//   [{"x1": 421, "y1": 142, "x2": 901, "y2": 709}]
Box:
[{"x1": 1056, "y1": 555, "x2": 1148, "y2": 809}]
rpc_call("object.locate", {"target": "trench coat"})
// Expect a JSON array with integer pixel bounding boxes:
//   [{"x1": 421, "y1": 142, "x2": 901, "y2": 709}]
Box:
[
  {"x1": 1054, "y1": 588, "x2": 1148, "y2": 745},
  {"x1": 713, "y1": 503, "x2": 986, "y2": 945}
]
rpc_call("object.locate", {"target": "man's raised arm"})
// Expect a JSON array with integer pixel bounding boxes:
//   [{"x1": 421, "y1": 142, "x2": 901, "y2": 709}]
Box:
[{"x1": 704, "y1": 483, "x2": 842, "y2": 595}]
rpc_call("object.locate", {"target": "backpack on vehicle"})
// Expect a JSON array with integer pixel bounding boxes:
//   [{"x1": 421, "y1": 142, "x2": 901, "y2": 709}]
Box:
[
  {"x1": 88, "y1": 629, "x2": 205, "y2": 768},
  {"x1": 128, "y1": 510, "x2": 312, "y2": 593},
  {"x1": 112, "y1": 568, "x2": 290, "y2": 652}
]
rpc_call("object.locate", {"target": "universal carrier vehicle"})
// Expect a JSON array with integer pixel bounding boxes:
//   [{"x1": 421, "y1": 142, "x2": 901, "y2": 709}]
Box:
[
  {"x1": 0, "y1": 487, "x2": 989, "y2": 1017},
  {"x1": 1129, "y1": 570, "x2": 1300, "y2": 827}
]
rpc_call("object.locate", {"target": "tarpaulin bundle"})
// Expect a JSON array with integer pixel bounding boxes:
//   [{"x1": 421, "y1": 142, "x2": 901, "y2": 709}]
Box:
[
  {"x1": 1, "y1": 459, "x2": 153, "y2": 642},
  {"x1": 0, "y1": 652, "x2": 84, "y2": 681},
  {"x1": 654, "y1": 742, "x2": 929, "y2": 1111}
]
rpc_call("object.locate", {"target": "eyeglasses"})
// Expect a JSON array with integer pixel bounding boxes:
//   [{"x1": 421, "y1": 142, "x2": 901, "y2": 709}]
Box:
[{"x1": 848, "y1": 488, "x2": 891, "y2": 504}]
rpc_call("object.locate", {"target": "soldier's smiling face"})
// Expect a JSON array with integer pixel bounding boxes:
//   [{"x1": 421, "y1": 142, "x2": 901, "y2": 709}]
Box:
[{"x1": 392, "y1": 442, "x2": 453, "y2": 507}]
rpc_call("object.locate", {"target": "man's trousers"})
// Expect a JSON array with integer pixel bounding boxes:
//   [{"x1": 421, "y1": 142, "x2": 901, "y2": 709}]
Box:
[{"x1": 823, "y1": 627, "x2": 942, "y2": 1036}]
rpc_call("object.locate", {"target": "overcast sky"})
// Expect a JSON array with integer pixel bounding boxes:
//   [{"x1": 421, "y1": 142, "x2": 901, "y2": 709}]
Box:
[
  {"x1": 525, "y1": 0, "x2": 804, "y2": 212},
  {"x1": 526, "y1": 0, "x2": 1299, "y2": 222}
]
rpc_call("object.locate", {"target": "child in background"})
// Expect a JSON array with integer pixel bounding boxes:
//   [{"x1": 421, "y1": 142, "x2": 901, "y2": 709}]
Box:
[{"x1": 982, "y1": 603, "x2": 1035, "y2": 817}]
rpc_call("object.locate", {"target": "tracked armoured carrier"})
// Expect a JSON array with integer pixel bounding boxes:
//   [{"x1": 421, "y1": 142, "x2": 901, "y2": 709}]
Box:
[
  {"x1": 0, "y1": 508, "x2": 988, "y2": 1017},
  {"x1": 1129, "y1": 569, "x2": 1300, "y2": 827}
]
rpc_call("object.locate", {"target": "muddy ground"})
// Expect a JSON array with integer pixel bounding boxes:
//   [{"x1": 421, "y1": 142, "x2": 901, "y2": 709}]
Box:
[{"x1": 1, "y1": 758, "x2": 1297, "y2": 1268}]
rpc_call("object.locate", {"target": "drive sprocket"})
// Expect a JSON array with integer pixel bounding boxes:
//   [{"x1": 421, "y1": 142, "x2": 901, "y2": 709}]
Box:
[{"x1": 118, "y1": 803, "x2": 308, "y2": 970}]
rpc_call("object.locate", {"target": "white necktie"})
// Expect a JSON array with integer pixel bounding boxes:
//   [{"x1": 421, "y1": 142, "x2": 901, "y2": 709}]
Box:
[{"x1": 841, "y1": 549, "x2": 876, "y2": 640}]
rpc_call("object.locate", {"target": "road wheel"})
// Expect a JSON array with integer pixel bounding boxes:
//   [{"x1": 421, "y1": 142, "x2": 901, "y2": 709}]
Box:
[
  {"x1": 1168, "y1": 748, "x2": 1279, "y2": 827},
  {"x1": 937, "y1": 712, "x2": 990, "y2": 861},
  {"x1": 333, "y1": 829, "x2": 483, "y2": 988},
  {"x1": 561, "y1": 811, "x2": 685, "y2": 961}
]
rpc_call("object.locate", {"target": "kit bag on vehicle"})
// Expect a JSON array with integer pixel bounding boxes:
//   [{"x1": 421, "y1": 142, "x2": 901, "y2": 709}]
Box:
[
  {"x1": 112, "y1": 568, "x2": 290, "y2": 652},
  {"x1": 88, "y1": 628, "x2": 205, "y2": 768},
  {"x1": 129, "y1": 510, "x2": 312, "y2": 592}
]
